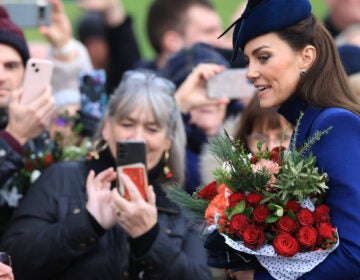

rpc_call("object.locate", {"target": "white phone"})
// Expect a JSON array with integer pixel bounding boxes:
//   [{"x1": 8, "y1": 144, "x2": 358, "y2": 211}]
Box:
[
  {"x1": 207, "y1": 68, "x2": 255, "y2": 99},
  {"x1": 21, "y1": 58, "x2": 54, "y2": 104}
]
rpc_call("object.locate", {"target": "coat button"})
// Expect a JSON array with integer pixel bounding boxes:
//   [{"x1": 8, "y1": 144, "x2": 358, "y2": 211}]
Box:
[
  {"x1": 0, "y1": 149, "x2": 6, "y2": 157},
  {"x1": 123, "y1": 271, "x2": 129, "y2": 278},
  {"x1": 88, "y1": 237, "x2": 97, "y2": 243},
  {"x1": 73, "y1": 208, "x2": 81, "y2": 214},
  {"x1": 79, "y1": 243, "x2": 87, "y2": 250},
  {"x1": 165, "y1": 228, "x2": 172, "y2": 234}
]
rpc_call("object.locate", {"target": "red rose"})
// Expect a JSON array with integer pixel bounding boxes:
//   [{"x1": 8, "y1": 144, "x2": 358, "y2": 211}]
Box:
[
  {"x1": 298, "y1": 226, "x2": 317, "y2": 248},
  {"x1": 277, "y1": 216, "x2": 298, "y2": 234},
  {"x1": 24, "y1": 160, "x2": 35, "y2": 172},
  {"x1": 250, "y1": 155, "x2": 258, "y2": 164},
  {"x1": 285, "y1": 200, "x2": 301, "y2": 213},
  {"x1": 243, "y1": 224, "x2": 266, "y2": 250},
  {"x1": 296, "y1": 208, "x2": 315, "y2": 226},
  {"x1": 269, "y1": 146, "x2": 286, "y2": 164},
  {"x1": 43, "y1": 154, "x2": 53, "y2": 168},
  {"x1": 314, "y1": 205, "x2": 330, "y2": 223},
  {"x1": 246, "y1": 192, "x2": 263, "y2": 206},
  {"x1": 228, "y1": 192, "x2": 246, "y2": 208},
  {"x1": 273, "y1": 232, "x2": 300, "y2": 257},
  {"x1": 252, "y1": 204, "x2": 270, "y2": 224},
  {"x1": 317, "y1": 222, "x2": 336, "y2": 241},
  {"x1": 197, "y1": 181, "x2": 217, "y2": 200},
  {"x1": 229, "y1": 213, "x2": 248, "y2": 237}
]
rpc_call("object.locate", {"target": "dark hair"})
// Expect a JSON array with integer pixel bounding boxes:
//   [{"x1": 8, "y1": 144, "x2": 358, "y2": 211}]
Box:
[
  {"x1": 276, "y1": 14, "x2": 360, "y2": 116},
  {"x1": 233, "y1": 96, "x2": 289, "y2": 151},
  {"x1": 146, "y1": 0, "x2": 214, "y2": 54}
]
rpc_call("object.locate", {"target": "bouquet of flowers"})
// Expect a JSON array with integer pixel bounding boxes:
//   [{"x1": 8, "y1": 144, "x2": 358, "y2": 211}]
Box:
[{"x1": 168, "y1": 116, "x2": 339, "y2": 280}]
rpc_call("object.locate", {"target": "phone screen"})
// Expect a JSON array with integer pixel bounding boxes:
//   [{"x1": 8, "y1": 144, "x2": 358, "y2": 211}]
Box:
[{"x1": 206, "y1": 68, "x2": 255, "y2": 99}]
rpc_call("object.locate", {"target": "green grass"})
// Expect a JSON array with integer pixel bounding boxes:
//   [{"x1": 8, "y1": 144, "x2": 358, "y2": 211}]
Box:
[{"x1": 23, "y1": 0, "x2": 328, "y2": 59}]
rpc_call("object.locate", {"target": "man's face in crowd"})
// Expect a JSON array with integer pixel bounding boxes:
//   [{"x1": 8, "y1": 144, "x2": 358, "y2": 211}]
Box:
[{"x1": 0, "y1": 43, "x2": 24, "y2": 108}]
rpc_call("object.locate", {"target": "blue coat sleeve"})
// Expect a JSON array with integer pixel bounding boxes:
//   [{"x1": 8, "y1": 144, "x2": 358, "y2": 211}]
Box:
[{"x1": 255, "y1": 108, "x2": 360, "y2": 280}]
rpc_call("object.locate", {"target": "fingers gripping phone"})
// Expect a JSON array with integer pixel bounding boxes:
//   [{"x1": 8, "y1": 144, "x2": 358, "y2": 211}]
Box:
[
  {"x1": 206, "y1": 68, "x2": 255, "y2": 99},
  {"x1": 21, "y1": 58, "x2": 54, "y2": 104},
  {"x1": 116, "y1": 140, "x2": 148, "y2": 200}
]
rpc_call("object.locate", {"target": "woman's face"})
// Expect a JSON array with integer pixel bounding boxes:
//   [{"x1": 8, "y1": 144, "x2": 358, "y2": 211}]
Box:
[
  {"x1": 102, "y1": 106, "x2": 172, "y2": 170},
  {"x1": 189, "y1": 102, "x2": 228, "y2": 136},
  {"x1": 244, "y1": 33, "x2": 304, "y2": 108},
  {"x1": 247, "y1": 116, "x2": 293, "y2": 154}
]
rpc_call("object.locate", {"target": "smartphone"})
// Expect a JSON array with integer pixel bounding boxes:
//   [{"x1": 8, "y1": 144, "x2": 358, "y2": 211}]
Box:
[
  {"x1": 116, "y1": 140, "x2": 148, "y2": 200},
  {"x1": 207, "y1": 68, "x2": 255, "y2": 99},
  {"x1": 79, "y1": 69, "x2": 107, "y2": 120},
  {"x1": 21, "y1": 58, "x2": 54, "y2": 104},
  {"x1": 2, "y1": 1, "x2": 52, "y2": 28}
]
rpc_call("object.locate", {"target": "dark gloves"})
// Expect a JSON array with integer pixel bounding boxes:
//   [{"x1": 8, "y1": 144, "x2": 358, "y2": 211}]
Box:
[{"x1": 204, "y1": 230, "x2": 263, "y2": 271}]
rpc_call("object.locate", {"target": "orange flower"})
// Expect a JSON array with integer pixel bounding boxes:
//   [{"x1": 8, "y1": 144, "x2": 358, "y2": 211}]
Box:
[{"x1": 205, "y1": 184, "x2": 232, "y2": 225}]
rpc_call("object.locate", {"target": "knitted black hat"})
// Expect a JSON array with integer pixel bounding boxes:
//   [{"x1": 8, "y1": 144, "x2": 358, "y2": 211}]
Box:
[{"x1": 0, "y1": 6, "x2": 30, "y2": 65}]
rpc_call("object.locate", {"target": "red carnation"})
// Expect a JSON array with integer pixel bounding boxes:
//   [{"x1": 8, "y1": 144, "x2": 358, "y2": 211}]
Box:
[
  {"x1": 298, "y1": 226, "x2": 317, "y2": 248},
  {"x1": 285, "y1": 200, "x2": 301, "y2": 213},
  {"x1": 197, "y1": 181, "x2": 217, "y2": 200},
  {"x1": 314, "y1": 205, "x2": 330, "y2": 223},
  {"x1": 296, "y1": 208, "x2": 315, "y2": 226},
  {"x1": 273, "y1": 232, "x2": 300, "y2": 257},
  {"x1": 228, "y1": 192, "x2": 246, "y2": 208},
  {"x1": 24, "y1": 160, "x2": 35, "y2": 172},
  {"x1": 242, "y1": 224, "x2": 266, "y2": 250},
  {"x1": 277, "y1": 216, "x2": 298, "y2": 234},
  {"x1": 246, "y1": 192, "x2": 263, "y2": 206},
  {"x1": 252, "y1": 204, "x2": 270, "y2": 224},
  {"x1": 269, "y1": 146, "x2": 286, "y2": 164}
]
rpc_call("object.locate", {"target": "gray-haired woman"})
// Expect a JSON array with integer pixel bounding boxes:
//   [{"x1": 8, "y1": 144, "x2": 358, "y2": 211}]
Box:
[{"x1": 1, "y1": 70, "x2": 212, "y2": 280}]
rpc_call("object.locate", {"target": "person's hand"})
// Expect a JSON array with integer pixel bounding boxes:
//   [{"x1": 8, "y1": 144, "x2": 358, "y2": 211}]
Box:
[
  {"x1": 76, "y1": 0, "x2": 125, "y2": 26},
  {"x1": 0, "y1": 262, "x2": 14, "y2": 280},
  {"x1": 38, "y1": 0, "x2": 72, "y2": 51},
  {"x1": 86, "y1": 167, "x2": 118, "y2": 230},
  {"x1": 111, "y1": 173, "x2": 157, "y2": 238},
  {"x1": 175, "y1": 63, "x2": 230, "y2": 113},
  {"x1": 5, "y1": 85, "x2": 55, "y2": 145},
  {"x1": 229, "y1": 270, "x2": 255, "y2": 280}
]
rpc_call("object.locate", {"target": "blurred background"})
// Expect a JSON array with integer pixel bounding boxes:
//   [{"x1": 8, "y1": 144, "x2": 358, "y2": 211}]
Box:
[{"x1": 22, "y1": 0, "x2": 328, "y2": 59}]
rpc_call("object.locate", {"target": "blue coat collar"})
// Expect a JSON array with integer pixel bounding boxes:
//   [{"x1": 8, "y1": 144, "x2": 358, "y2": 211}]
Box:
[{"x1": 278, "y1": 95, "x2": 324, "y2": 146}]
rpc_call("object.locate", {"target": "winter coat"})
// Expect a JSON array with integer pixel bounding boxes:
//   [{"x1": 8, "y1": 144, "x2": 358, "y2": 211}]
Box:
[{"x1": 1, "y1": 148, "x2": 212, "y2": 280}]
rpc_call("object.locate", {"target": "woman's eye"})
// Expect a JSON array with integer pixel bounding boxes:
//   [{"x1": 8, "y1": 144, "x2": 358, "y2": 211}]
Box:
[
  {"x1": 258, "y1": 54, "x2": 270, "y2": 62},
  {"x1": 120, "y1": 122, "x2": 133, "y2": 128},
  {"x1": 147, "y1": 126, "x2": 159, "y2": 133}
]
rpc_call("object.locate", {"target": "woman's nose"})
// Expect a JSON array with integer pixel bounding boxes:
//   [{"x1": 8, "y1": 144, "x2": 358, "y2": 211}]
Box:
[{"x1": 246, "y1": 62, "x2": 259, "y2": 82}]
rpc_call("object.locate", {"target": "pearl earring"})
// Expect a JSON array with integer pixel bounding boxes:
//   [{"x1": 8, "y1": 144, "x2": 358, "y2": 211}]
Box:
[{"x1": 300, "y1": 69, "x2": 307, "y2": 76}]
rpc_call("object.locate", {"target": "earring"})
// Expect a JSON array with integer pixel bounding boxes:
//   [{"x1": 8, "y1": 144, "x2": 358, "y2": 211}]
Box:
[
  {"x1": 163, "y1": 151, "x2": 173, "y2": 179},
  {"x1": 89, "y1": 139, "x2": 108, "y2": 160},
  {"x1": 300, "y1": 69, "x2": 307, "y2": 76}
]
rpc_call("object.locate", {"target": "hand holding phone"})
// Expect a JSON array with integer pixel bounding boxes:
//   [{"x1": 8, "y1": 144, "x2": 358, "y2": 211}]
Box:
[
  {"x1": 21, "y1": 58, "x2": 54, "y2": 105},
  {"x1": 116, "y1": 140, "x2": 148, "y2": 200},
  {"x1": 206, "y1": 68, "x2": 255, "y2": 99}
]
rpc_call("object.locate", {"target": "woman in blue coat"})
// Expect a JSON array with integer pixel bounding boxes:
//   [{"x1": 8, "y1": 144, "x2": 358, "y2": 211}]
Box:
[
  {"x1": 1, "y1": 70, "x2": 212, "y2": 280},
  {"x1": 213, "y1": 0, "x2": 360, "y2": 279}
]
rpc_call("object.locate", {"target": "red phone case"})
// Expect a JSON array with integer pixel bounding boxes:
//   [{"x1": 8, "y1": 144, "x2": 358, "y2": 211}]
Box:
[{"x1": 117, "y1": 163, "x2": 147, "y2": 200}]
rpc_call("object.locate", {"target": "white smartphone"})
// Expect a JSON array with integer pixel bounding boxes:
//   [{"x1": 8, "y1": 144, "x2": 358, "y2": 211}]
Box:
[
  {"x1": 207, "y1": 68, "x2": 255, "y2": 99},
  {"x1": 2, "y1": 1, "x2": 52, "y2": 28},
  {"x1": 21, "y1": 58, "x2": 54, "y2": 104}
]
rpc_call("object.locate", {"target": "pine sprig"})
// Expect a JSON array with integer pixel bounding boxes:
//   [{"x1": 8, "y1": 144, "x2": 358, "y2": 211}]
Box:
[{"x1": 166, "y1": 185, "x2": 209, "y2": 222}]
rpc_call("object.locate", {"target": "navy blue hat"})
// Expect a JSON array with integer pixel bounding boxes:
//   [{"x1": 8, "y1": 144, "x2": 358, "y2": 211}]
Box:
[
  {"x1": 338, "y1": 44, "x2": 360, "y2": 76},
  {"x1": 219, "y1": 0, "x2": 312, "y2": 61},
  {"x1": 160, "y1": 42, "x2": 229, "y2": 87}
]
